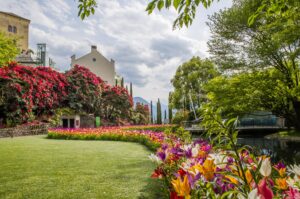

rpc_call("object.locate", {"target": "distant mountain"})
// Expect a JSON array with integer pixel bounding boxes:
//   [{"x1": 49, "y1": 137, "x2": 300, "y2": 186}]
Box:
[
  {"x1": 133, "y1": 97, "x2": 169, "y2": 122},
  {"x1": 133, "y1": 97, "x2": 149, "y2": 106}
]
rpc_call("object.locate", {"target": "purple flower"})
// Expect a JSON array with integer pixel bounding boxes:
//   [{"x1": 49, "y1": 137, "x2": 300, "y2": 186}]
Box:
[
  {"x1": 185, "y1": 148, "x2": 192, "y2": 158},
  {"x1": 157, "y1": 151, "x2": 166, "y2": 161}
]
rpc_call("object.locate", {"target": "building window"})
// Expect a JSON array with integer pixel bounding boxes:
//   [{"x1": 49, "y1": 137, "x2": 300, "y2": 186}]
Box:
[
  {"x1": 93, "y1": 58, "x2": 96, "y2": 62},
  {"x1": 13, "y1": 26, "x2": 17, "y2": 33},
  {"x1": 8, "y1": 25, "x2": 12, "y2": 32}
]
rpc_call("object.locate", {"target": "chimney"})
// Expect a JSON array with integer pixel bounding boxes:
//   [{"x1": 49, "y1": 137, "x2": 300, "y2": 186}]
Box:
[
  {"x1": 71, "y1": 54, "x2": 76, "y2": 62},
  {"x1": 111, "y1": 59, "x2": 115, "y2": 65},
  {"x1": 91, "y1": 45, "x2": 97, "y2": 52}
]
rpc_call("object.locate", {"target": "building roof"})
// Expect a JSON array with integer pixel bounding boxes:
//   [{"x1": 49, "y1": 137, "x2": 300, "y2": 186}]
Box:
[
  {"x1": 0, "y1": 11, "x2": 30, "y2": 22},
  {"x1": 16, "y1": 53, "x2": 36, "y2": 64}
]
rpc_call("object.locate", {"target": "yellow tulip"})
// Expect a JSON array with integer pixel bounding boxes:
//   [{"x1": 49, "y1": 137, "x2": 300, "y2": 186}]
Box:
[
  {"x1": 171, "y1": 175, "x2": 191, "y2": 198},
  {"x1": 197, "y1": 159, "x2": 216, "y2": 181},
  {"x1": 245, "y1": 169, "x2": 253, "y2": 184}
]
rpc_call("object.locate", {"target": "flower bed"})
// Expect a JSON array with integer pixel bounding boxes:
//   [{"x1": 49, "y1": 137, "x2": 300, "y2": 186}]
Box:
[
  {"x1": 121, "y1": 124, "x2": 177, "y2": 132},
  {"x1": 48, "y1": 125, "x2": 300, "y2": 198},
  {"x1": 48, "y1": 127, "x2": 167, "y2": 151},
  {"x1": 150, "y1": 138, "x2": 300, "y2": 199}
]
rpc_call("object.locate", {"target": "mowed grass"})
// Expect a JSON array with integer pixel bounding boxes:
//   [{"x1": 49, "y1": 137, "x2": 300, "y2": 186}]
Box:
[{"x1": 0, "y1": 135, "x2": 166, "y2": 199}]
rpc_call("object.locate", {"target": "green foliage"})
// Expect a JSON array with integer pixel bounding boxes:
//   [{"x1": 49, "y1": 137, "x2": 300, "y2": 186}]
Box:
[
  {"x1": 204, "y1": 69, "x2": 296, "y2": 124},
  {"x1": 171, "y1": 57, "x2": 219, "y2": 112},
  {"x1": 168, "y1": 92, "x2": 173, "y2": 122},
  {"x1": 208, "y1": 0, "x2": 300, "y2": 128},
  {"x1": 164, "y1": 126, "x2": 191, "y2": 143},
  {"x1": 130, "y1": 82, "x2": 133, "y2": 98},
  {"x1": 0, "y1": 32, "x2": 20, "y2": 67},
  {"x1": 171, "y1": 110, "x2": 189, "y2": 125},
  {"x1": 150, "y1": 101, "x2": 154, "y2": 124},
  {"x1": 157, "y1": 98, "x2": 162, "y2": 124},
  {"x1": 121, "y1": 77, "x2": 124, "y2": 88},
  {"x1": 146, "y1": 0, "x2": 216, "y2": 29},
  {"x1": 77, "y1": 0, "x2": 97, "y2": 20},
  {"x1": 130, "y1": 103, "x2": 150, "y2": 125}
]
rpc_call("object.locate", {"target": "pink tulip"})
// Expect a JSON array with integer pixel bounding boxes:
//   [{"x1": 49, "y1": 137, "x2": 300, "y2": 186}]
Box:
[{"x1": 258, "y1": 178, "x2": 274, "y2": 199}]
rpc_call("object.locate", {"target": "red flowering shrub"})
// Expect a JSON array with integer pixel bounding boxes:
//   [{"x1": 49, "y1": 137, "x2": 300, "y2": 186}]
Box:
[
  {"x1": 64, "y1": 65, "x2": 104, "y2": 114},
  {"x1": 0, "y1": 63, "x2": 68, "y2": 125},
  {"x1": 101, "y1": 85, "x2": 133, "y2": 122},
  {"x1": 0, "y1": 63, "x2": 134, "y2": 126}
]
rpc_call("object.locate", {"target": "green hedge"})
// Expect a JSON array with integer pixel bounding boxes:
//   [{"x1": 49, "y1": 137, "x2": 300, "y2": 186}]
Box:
[{"x1": 47, "y1": 132, "x2": 161, "y2": 151}]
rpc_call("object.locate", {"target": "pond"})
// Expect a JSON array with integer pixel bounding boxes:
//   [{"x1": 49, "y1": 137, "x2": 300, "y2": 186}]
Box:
[
  {"x1": 193, "y1": 132, "x2": 300, "y2": 164},
  {"x1": 237, "y1": 135, "x2": 300, "y2": 164}
]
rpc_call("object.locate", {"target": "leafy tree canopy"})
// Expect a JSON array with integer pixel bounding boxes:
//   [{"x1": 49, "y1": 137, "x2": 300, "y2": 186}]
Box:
[
  {"x1": 207, "y1": 0, "x2": 300, "y2": 128},
  {"x1": 0, "y1": 32, "x2": 19, "y2": 67},
  {"x1": 171, "y1": 57, "x2": 219, "y2": 111},
  {"x1": 204, "y1": 69, "x2": 296, "y2": 126}
]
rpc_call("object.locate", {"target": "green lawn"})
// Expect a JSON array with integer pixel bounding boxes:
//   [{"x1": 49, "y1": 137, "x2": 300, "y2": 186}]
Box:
[{"x1": 0, "y1": 135, "x2": 166, "y2": 199}]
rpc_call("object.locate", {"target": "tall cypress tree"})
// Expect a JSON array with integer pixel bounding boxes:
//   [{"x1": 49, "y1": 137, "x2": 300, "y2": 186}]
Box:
[
  {"x1": 157, "y1": 98, "x2": 162, "y2": 124},
  {"x1": 150, "y1": 101, "x2": 153, "y2": 124},
  {"x1": 164, "y1": 109, "x2": 167, "y2": 124},
  {"x1": 168, "y1": 92, "x2": 173, "y2": 123},
  {"x1": 121, "y1": 78, "x2": 124, "y2": 88},
  {"x1": 115, "y1": 79, "x2": 118, "y2": 86},
  {"x1": 130, "y1": 82, "x2": 133, "y2": 98}
]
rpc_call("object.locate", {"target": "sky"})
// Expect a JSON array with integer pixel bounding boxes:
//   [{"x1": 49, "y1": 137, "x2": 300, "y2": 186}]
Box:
[{"x1": 0, "y1": 0, "x2": 232, "y2": 104}]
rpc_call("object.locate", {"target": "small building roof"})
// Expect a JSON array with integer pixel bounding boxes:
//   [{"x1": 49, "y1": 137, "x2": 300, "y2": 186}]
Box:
[
  {"x1": 15, "y1": 53, "x2": 36, "y2": 64},
  {"x1": 0, "y1": 11, "x2": 30, "y2": 22}
]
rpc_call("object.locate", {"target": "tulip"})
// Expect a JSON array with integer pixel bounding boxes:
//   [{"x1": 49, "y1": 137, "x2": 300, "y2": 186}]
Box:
[
  {"x1": 171, "y1": 175, "x2": 191, "y2": 199},
  {"x1": 259, "y1": 158, "x2": 272, "y2": 177},
  {"x1": 284, "y1": 187, "x2": 300, "y2": 199},
  {"x1": 248, "y1": 188, "x2": 261, "y2": 199},
  {"x1": 257, "y1": 178, "x2": 274, "y2": 199},
  {"x1": 275, "y1": 178, "x2": 288, "y2": 190},
  {"x1": 197, "y1": 159, "x2": 216, "y2": 181}
]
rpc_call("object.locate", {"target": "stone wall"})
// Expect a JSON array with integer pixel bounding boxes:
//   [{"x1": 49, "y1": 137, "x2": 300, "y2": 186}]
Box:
[{"x1": 0, "y1": 124, "x2": 48, "y2": 138}]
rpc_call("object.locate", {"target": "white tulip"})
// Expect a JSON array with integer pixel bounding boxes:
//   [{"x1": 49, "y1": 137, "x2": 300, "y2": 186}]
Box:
[
  {"x1": 259, "y1": 158, "x2": 271, "y2": 177},
  {"x1": 248, "y1": 188, "x2": 261, "y2": 199},
  {"x1": 148, "y1": 154, "x2": 162, "y2": 164}
]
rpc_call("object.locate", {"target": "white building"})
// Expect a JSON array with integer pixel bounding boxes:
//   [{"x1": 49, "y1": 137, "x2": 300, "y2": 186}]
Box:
[{"x1": 71, "y1": 45, "x2": 116, "y2": 85}]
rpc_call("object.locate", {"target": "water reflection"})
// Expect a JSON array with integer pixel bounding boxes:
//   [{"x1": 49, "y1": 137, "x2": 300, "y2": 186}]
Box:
[{"x1": 237, "y1": 136, "x2": 300, "y2": 164}]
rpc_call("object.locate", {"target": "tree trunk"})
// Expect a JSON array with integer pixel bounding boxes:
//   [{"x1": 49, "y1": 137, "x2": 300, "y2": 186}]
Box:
[{"x1": 292, "y1": 100, "x2": 300, "y2": 130}]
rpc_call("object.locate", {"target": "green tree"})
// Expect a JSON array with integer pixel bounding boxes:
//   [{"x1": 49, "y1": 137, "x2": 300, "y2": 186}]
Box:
[
  {"x1": 150, "y1": 100, "x2": 153, "y2": 124},
  {"x1": 168, "y1": 92, "x2": 173, "y2": 122},
  {"x1": 130, "y1": 82, "x2": 133, "y2": 98},
  {"x1": 207, "y1": 0, "x2": 300, "y2": 128},
  {"x1": 121, "y1": 77, "x2": 124, "y2": 88},
  {"x1": 0, "y1": 32, "x2": 19, "y2": 67},
  {"x1": 157, "y1": 98, "x2": 162, "y2": 124},
  {"x1": 171, "y1": 57, "x2": 219, "y2": 113},
  {"x1": 204, "y1": 69, "x2": 295, "y2": 126}
]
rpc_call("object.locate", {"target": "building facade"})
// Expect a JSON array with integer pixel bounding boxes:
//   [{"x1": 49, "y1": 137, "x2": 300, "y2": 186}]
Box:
[
  {"x1": 71, "y1": 45, "x2": 116, "y2": 85},
  {"x1": 0, "y1": 11, "x2": 30, "y2": 51}
]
